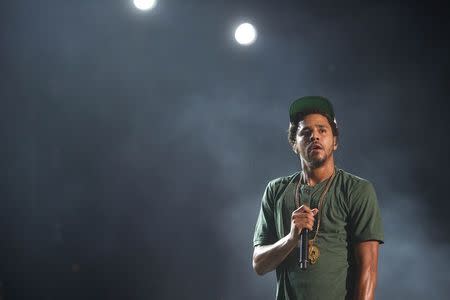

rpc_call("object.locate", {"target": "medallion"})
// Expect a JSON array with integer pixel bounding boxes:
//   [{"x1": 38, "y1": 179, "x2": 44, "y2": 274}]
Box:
[
  {"x1": 295, "y1": 171, "x2": 335, "y2": 269},
  {"x1": 308, "y1": 240, "x2": 320, "y2": 264}
]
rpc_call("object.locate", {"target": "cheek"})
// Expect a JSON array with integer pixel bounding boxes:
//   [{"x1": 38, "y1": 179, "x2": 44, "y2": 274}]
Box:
[
  {"x1": 297, "y1": 136, "x2": 307, "y2": 145},
  {"x1": 299, "y1": 143, "x2": 309, "y2": 154},
  {"x1": 293, "y1": 141, "x2": 302, "y2": 153}
]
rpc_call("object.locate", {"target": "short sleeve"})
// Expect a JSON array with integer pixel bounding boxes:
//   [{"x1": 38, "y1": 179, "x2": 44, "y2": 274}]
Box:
[
  {"x1": 253, "y1": 182, "x2": 278, "y2": 247},
  {"x1": 348, "y1": 181, "x2": 384, "y2": 244}
]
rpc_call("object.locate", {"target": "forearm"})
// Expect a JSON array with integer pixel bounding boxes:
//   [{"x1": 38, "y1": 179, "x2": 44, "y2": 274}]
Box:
[
  {"x1": 353, "y1": 241, "x2": 379, "y2": 300},
  {"x1": 354, "y1": 265, "x2": 377, "y2": 300},
  {"x1": 252, "y1": 235, "x2": 297, "y2": 275}
]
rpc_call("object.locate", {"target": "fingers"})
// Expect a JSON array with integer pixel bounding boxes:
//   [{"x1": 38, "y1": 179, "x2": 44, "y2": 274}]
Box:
[
  {"x1": 295, "y1": 205, "x2": 319, "y2": 215},
  {"x1": 294, "y1": 204, "x2": 311, "y2": 213},
  {"x1": 293, "y1": 206, "x2": 319, "y2": 219},
  {"x1": 291, "y1": 206, "x2": 318, "y2": 231},
  {"x1": 292, "y1": 216, "x2": 314, "y2": 231}
]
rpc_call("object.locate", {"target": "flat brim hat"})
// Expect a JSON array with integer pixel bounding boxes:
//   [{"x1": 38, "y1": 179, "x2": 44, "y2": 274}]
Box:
[{"x1": 289, "y1": 96, "x2": 336, "y2": 124}]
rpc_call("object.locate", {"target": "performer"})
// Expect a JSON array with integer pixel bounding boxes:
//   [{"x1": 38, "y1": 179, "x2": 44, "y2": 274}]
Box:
[{"x1": 252, "y1": 96, "x2": 384, "y2": 300}]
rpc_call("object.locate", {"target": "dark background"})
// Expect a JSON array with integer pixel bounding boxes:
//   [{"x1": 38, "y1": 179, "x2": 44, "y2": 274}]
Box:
[{"x1": 1, "y1": 0, "x2": 450, "y2": 299}]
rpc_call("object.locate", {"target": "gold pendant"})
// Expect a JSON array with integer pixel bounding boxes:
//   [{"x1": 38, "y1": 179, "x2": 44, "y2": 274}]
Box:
[{"x1": 308, "y1": 241, "x2": 320, "y2": 264}]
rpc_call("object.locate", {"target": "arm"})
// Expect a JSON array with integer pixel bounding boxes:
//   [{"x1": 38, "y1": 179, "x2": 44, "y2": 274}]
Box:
[
  {"x1": 353, "y1": 241, "x2": 379, "y2": 300},
  {"x1": 252, "y1": 234, "x2": 297, "y2": 275},
  {"x1": 252, "y1": 205, "x2": 317, "y2": 275}
]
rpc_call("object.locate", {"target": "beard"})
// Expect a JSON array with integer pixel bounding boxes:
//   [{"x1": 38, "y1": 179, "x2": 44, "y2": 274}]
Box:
[
  {"x1": 305, "y1": 152, "x2": 327, "y2": 169},
  {"x1": 308, "y1": 156, "x2": 326, "y2": 169}
]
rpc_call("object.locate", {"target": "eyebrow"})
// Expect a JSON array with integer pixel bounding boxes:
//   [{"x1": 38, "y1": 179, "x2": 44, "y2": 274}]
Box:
[
  {"x1": 298, "y1": 124, "x2": 328, "y2": 134},
  {"x1": 300, "y1": 124, "x2": 328, "y2": 130}
]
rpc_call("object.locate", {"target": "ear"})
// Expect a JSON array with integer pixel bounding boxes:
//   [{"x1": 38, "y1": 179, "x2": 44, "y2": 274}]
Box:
[
  {"x1": 333, "y1": 136, "x2": 338, "y2": 151},
  {"x1": 292, "y1": 143, "x2": 298, "y2": 154}
]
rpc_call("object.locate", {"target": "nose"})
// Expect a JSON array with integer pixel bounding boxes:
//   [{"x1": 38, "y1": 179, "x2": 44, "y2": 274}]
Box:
[{"x1": 309, "y1": 129, "x2": 319, "y2": 141}]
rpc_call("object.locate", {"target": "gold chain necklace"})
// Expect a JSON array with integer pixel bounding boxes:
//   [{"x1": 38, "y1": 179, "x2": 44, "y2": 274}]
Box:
[{"x1": 295, "y1": 170, "x2": 336, "y2": 264}]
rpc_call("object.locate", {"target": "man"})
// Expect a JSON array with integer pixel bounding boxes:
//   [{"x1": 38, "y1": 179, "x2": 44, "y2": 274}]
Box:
[{"x1": 252, "y1": 96, "x2": 383, "y2": 300}]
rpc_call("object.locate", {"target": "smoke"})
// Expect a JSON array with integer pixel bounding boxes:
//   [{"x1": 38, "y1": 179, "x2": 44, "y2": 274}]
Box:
[{"x1": 1, "y1": 0, "x2": 449, "y2": 299}]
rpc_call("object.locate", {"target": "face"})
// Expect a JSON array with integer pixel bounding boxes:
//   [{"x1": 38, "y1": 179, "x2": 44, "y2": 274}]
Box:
[{"x1": 293, "y1": 113, "x2": 337, "y2": 169}]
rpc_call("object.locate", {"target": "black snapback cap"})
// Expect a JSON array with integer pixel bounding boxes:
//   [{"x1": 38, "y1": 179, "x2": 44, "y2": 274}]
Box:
[{"x1": 289, "y1": 96, "x2": 335, "y2": 123}]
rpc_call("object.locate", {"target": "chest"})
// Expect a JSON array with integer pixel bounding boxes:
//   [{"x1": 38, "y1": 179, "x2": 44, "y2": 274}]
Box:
[{"x1": 274, "y1": 183, "x2": 349, "y2": 238}]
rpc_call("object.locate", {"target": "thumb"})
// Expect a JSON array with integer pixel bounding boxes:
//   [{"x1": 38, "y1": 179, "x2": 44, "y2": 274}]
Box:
[{"x1": 311, "y1": 208, "x2": 319, "y2": 216}]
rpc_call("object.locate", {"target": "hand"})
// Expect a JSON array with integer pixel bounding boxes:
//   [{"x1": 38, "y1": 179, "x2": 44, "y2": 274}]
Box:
[{"x1": 289, "y1": 205, "x2": 319, "y2": 241}]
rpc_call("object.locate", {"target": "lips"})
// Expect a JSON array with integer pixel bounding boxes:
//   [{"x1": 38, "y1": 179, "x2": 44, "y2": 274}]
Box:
[{"x1": 308, "y1": 143, "x2": 323, "y2": 152}]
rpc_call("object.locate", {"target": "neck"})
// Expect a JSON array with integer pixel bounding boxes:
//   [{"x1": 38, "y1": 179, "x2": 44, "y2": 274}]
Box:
[{"x1": 301, "y1": 158, "x2": 335, "y2": 186}]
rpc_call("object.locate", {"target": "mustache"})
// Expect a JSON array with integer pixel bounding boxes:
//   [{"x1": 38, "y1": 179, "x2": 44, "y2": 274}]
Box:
[{"x1": 307, "y1": 142, "x2": 323, "y2": 152}]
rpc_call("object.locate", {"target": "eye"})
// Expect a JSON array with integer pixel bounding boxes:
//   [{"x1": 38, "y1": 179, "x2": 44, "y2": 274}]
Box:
[
  {"x1": 319, "y1": 128, "x2": 326, "y2": 134},
  {"x1": 298, "y1": 130, "x2": 310, "y2": 137}
]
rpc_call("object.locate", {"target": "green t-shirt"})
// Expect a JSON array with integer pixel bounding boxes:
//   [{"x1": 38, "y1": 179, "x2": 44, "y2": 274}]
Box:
[{"x1": 253, "y1": 167, "x2": 384, "y2": 300}]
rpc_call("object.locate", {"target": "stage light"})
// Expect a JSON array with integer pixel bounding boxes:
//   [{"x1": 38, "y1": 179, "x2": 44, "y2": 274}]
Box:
[
  {"x1": 234, "y1": 23, "x2": 257, "y2": 46},
  {"x1": 133, "y1": 0, "x2": 157, "y2": 11}
]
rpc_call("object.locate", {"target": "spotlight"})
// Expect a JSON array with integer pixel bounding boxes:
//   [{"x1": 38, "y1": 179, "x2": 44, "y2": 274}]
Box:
[
  {"x1": 234, "y1": 23, "x2": 257, "y2": 46},
  {"x1": 133, "y1": 0, "x2": 157, "y2": 11}
]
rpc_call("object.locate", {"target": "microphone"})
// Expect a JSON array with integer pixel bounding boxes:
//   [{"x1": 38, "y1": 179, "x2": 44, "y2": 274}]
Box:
[{"x1": 299, "y1": 228, "x2": 309, "y2": 270}]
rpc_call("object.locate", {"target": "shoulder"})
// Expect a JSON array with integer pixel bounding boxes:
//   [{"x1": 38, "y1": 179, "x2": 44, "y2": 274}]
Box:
[
  {"x1": 267, "y1": 172, "x2": 298, "y2": 187},
  {"x1": 267, "y1": 172, "x2": 299, "y2": 188},
  {"x1": 336, "y1": 168, "x2": 374, "y2": 191},
  {"x1": 265, "y1": 172, "x2": 300, "y2": 198},
  {"x1": 338, "y1": 169, "x2": 376, "y2": 200}
]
